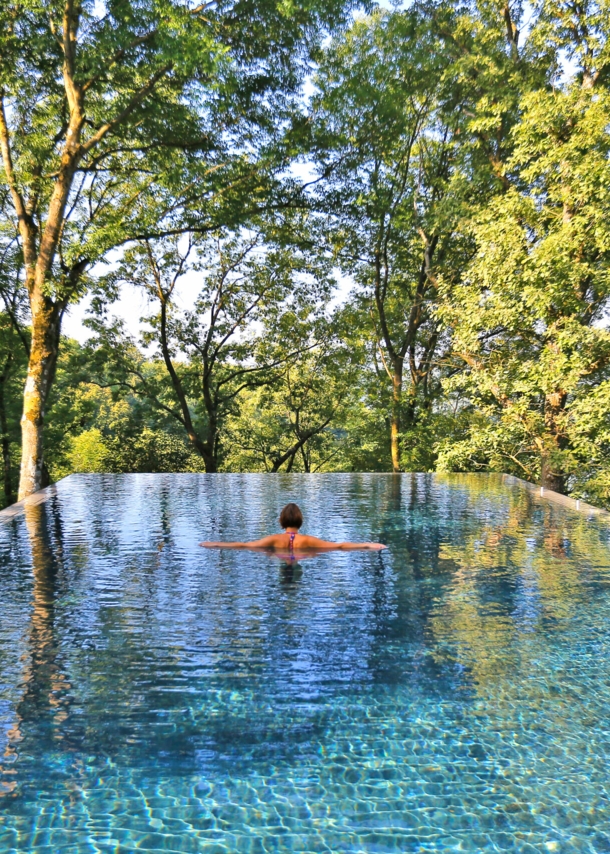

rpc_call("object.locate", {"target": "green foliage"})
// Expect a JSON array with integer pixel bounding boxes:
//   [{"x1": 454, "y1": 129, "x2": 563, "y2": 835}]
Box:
[
  {"x1": 67, "y1": 429, "x2": 108, "y2": 474},
  {"x1": 0, "y1": 0, "x2": 364, "y2": 498},
  {"x1": 0, "y1": 219, "x2": 30, "y2": 507},
  {"x1": 308, "y1": 7, "x2": 476, "y2": 470},
  {"x1": 0, "y1": 312, "x2": 29, "y2": 507},
  {"x1": 567, "y1": 380, "x2": 610, "y2": 504},
  {"x1": 223, "y1": 331, "x2": 358, "y2": 472},
  {"x1": 438, "y1": 78, "x2": 610, "y2": 498},
  {"x1": 44, "y1": 341, "x2": 204, "y2": 480},
  {"x1": 0, "y1": 0, "x2": 363, "y2": 276},
  {"x1": 101, "y1": 429, "x2": 206, "y2": 474},
  {"x1": 84, "y1": 226, "x2": 336, "y2": 471},
  {"x1": 2, "y1": 0, "x2": 610, "y2": 509}
]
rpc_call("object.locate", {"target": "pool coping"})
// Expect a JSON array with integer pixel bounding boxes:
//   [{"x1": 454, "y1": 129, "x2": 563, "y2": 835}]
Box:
[
  {"x1": 499, "y1": 473, "x2": 610, "y2": 520},
  {"x1": 0, "y1": 483, "x2": 58, "y2": 522},
  {"x1": 0, "y1": 473, "x2": 608, "y2": 523}
]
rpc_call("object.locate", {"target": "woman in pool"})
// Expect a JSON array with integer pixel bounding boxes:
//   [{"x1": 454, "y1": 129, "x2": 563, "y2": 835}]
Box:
[{"x1": 200, "y1": 503, "x2": 387, "y2": 553}]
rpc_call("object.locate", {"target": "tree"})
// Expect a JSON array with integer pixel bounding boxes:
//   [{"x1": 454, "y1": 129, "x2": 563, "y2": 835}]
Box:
[
  {"x1": 43, "y1": 339, "x2": 206, "y2": 478},
  {"x1": 0, "y1": 313, "x2": 28, "y2": 507},
  {"x1": 224, "y1": 324, "x2": 357, "y2": 472},
  {"x1": 84, "y1": 228, "x2": 333, "y2": 471},
  {"x1": 438, "y1": 27, "x2": 610, "y2": 495},
  {"x1": 0, "y1": 0, "x2": 361, "y2": 499},
  {"x1": 0, "y1": 212, "x2": 29, "y2": 506},
  {"x1": 311, "y1": 9, "x2": 469, "y2": 472}
]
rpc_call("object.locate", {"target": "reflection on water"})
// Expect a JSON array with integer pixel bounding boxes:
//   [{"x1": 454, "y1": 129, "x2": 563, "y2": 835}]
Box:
[
  {"x1": 0, "y1": 473, "x2": 609, "y2": 853},
  {"x1": 279, "y1": 562, "x2": 304, "y2": 584}
]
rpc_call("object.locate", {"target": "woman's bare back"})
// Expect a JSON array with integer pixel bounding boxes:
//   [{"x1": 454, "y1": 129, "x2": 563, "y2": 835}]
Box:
[{"x1": 199, "y1": 502, "x2": 386, "y2": 552}]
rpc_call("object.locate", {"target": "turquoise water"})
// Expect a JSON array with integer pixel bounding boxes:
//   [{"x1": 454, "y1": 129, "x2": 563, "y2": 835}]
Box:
[{"x1": 0, "y1": 473, "x2": 609, "y2": 853}]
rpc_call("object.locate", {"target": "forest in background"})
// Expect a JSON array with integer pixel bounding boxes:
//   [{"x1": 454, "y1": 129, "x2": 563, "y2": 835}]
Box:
[{"x1": 1, "y1": 0, "x2": 610, "y2": 509}]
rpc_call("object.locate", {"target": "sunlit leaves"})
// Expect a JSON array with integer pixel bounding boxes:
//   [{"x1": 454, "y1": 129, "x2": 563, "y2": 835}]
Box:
[{"x1": 438, "y1": 70, "x2": 610, "y2": 499}]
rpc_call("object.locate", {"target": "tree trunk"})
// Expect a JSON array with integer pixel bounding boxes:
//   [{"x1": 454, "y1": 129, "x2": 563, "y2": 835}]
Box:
[
  {"x1": 540, "y1": 391, "x2": 568, "y2": 494},
  {"x1": 540, "y1": 457, "x2": 566, "y2": 494},
  {"x1": 0, "y1": 356, "x2": 14, "y2": 506},
  {"x1": 200, "y1": 392, "x2": 218, "y2": 473},
  {"x1": 157, "y1": 297, "x2": 219, "y2": 472},
  {"x1": 201, "y1": 444, "x2": 218, "y2": 473},
  {"x1": 21, "y1": 500, "x2": 66, "y2": 728},
  {"x1": 271, "y1": 417, "x2": 332, "y2": 472},
  {"x1": 18, "y1": 300, "x2": 61, "y2": 501},
  {"x1": 390, "y1": 362, "x2": 403, "y2": 473}
]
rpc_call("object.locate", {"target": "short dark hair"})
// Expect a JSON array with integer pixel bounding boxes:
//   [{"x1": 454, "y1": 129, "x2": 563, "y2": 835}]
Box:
[{"x1": 279, "y1": 503, "x2": 303, "y2": 529}]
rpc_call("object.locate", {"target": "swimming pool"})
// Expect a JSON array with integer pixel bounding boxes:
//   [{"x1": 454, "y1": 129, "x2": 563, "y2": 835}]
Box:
[{"x1": 0, "y1": 473, "x2": 609, "y2": 852}]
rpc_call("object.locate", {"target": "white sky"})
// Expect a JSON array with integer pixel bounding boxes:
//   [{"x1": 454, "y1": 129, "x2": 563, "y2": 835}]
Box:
[{"x1": 63, "y1": 276, "x2": 156, "y2": 343}]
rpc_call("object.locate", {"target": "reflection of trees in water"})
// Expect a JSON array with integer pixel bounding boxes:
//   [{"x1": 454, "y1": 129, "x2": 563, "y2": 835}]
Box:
[
  {"x1": 3, "y1": 473, "x2": 609, "y2": 785},
  {"x1": 364, "y1": 474, "x2": 472, "y2": 693},
  {"x1": 1, "y1": 499, "x2": 74, "y2": 798},
  {"x1": 428, "y1": 475, "x2": 610, "y2": 698},
  {"x1": 4, "y1": 476, "x2": 474, "y2": 772},
  {"x1": 350, "y1": 473, "x2": 610, "y2": 700},
  {"x1": 0, "y1": 478, "x2": 390, "y2": 772},
  {"x1": 0, "y1": 521, "x2": 31, "y2": 798}
]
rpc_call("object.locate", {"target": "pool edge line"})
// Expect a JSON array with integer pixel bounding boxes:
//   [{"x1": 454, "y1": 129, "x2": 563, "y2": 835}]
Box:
[
  {"x1": 1, "y1": 471, "x2": 607, "y2": 523},
  {"x1": 0, "y1": 482, "x2": 59, "y2": 522},
  {"x1": 500, "y1": 473, "x2": 610, "y2": 520}
]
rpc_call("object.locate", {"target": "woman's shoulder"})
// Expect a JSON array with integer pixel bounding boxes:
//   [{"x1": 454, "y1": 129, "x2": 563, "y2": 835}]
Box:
[
  {"x1": 296, "y1": 533, "x2": 336, "y2": 548},
  {"x1": 264, "y1": 533, "x2": 291, "y2": 548}
]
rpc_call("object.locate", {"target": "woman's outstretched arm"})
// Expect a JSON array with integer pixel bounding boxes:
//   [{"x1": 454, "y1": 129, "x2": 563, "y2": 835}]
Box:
[
  {"x1": 200, "y1": 536, "x2": 277, "y2": 549},
  {"x1": 199, "y1": 536, "x2": 387, "y2": 551},
  {"x1": 338, "y1": 542, "x2": 387, "y2": 550},
  {"x1": 299, "y1": 536, "x2": 386, "y2": 551}
]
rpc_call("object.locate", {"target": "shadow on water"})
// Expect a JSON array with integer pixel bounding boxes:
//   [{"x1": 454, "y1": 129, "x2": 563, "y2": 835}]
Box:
[
  {"x1": 1, "y1": 499, "x2": 74, "y2": 799},
  {"x1": 279, "y1": 562, "x2": 303, "y2": 585}
]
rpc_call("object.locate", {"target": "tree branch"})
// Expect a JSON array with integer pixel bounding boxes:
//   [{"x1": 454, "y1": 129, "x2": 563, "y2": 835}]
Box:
[
  {"x1": 270, "y1": 415, "x2": 334, "y2": 472},
  {"x1": 0, "y1": 97, "x2": 31, "y2": 239},
  {"x1": 81, "y1": 65, "x2": 172, "y2": 155}
]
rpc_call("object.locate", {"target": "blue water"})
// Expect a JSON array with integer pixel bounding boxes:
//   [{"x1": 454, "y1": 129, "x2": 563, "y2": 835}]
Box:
[{"x1": 1, "y1": 473, "x2": 609, "y2": 853}]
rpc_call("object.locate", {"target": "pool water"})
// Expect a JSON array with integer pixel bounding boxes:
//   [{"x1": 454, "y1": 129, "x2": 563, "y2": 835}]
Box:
[{"x1": 1, "y1": 473, "x2": 609, "y2": 853}]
